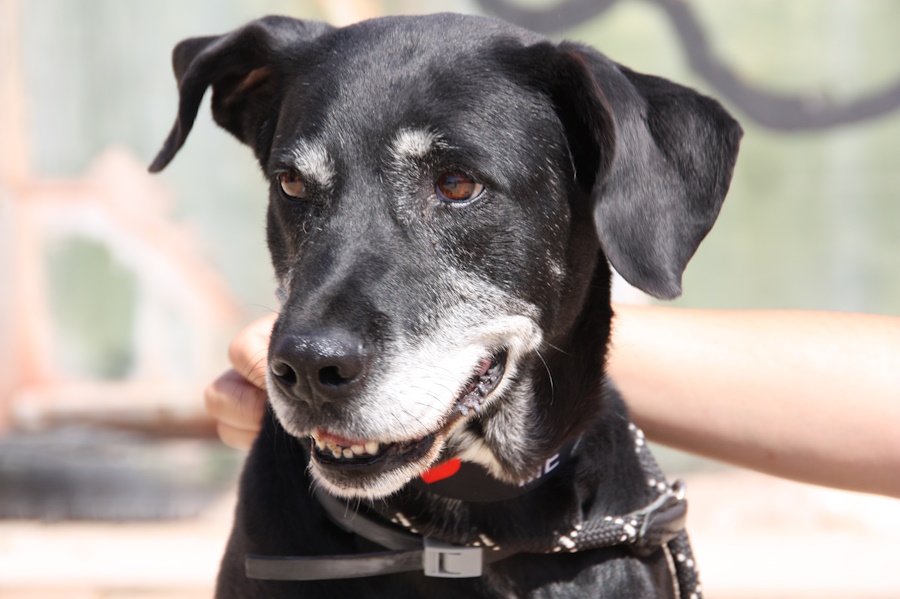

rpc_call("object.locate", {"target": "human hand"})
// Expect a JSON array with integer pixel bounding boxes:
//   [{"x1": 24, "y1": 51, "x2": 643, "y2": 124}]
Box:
[{"x1": 204, "y1": 313, "x2": 277, "y2": 449}]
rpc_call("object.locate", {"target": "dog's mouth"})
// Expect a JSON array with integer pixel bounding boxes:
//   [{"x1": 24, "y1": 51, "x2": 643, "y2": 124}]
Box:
[
  {"x1": 309, "y1": 350, "x2": 507, "y2": 493},
  {"x1": 453, "y1": 349, "x2": 507, "y2": 417}
]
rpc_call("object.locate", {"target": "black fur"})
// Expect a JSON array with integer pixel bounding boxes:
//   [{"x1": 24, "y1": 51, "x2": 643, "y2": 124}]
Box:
[{"x1": 151, "y1": 13, "x2": 741, "y2": 598}]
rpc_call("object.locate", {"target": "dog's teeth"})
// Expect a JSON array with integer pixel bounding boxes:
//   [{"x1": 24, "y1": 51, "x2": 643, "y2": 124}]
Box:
[
  {"x1": 473, "y1": 403, "x2": 482, "y2": 413},
  {"x1": 318, "y1": 438, "x2": 383, "y2": 459}
]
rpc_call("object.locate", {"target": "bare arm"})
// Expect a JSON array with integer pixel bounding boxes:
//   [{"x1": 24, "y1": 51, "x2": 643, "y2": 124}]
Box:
[{"x1": 608, "y1": 304, "x2": 900, "y2": 498}]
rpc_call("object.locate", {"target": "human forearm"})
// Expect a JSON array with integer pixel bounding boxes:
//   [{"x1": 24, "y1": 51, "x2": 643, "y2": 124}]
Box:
[{"x1": 608, "y1": 304, "x2": 900, "y2": 498}]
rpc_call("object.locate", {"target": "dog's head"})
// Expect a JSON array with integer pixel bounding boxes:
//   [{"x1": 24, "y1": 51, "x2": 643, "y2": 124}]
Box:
[{"x1": 151, "y1": 14, "x2": 741, "y2": 499}]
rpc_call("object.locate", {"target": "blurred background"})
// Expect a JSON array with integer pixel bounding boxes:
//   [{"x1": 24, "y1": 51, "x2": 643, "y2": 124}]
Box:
[{"x1": 0, "y1": 0, "x2": 898, "y2": 597}]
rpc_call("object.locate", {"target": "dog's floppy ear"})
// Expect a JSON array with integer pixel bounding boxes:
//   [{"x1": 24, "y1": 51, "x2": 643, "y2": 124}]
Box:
[
  {"x1": 149, "y1": 16, "x2": 332, "y2": 172},
  {"x1": 543, "y1": 42, "x2": 743, "y2": 299}
]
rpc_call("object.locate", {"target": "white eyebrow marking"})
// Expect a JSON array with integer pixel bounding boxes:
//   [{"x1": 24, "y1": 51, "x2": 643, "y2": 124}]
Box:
[
  {"x1": 288, "y1": 143, "x2": 336, "y2": 189},
  {"x1": 390, "y1": 128, "x2": 440, "y2": 163}
]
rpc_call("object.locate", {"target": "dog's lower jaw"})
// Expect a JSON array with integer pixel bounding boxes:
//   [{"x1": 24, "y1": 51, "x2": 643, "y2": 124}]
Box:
[
  {"x1": 308, "y1": 430, "x2": 452, "y2": 500},
  {"x1": 309, "y1": 375, "x2": 548, "y2": 498},
  {"x1": 271, "y1": 358, "x2": 557, "y2": 499},
  {"x1": 308, "y1": 376, "x2": 527, "y2": 499}
]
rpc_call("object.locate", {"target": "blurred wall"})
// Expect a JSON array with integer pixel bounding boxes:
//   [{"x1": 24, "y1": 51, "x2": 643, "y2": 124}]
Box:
[{"x1": 4, "y1": 0, "x2": 899, "y2": 392}]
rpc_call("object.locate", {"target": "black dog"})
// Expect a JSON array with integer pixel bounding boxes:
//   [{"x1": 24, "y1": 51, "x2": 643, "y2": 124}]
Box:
[{"x1": 151, "y1": 13, "x2": 740, "y2": 598}]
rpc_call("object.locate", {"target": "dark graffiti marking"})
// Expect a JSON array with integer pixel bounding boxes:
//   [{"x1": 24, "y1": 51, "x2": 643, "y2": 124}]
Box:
[{"x1": 476, "y1": 0, "x2": 900, "y2": 131}]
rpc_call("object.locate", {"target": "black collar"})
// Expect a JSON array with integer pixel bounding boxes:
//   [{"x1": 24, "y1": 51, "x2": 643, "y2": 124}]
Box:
[{"x1": 406, "y1": 436, "x2": 582, "y2": 502}]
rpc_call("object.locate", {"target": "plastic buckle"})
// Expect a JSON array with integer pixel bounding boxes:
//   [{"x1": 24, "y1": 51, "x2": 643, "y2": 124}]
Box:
[{"x1": 422, "y1": 538, "x2": 483, "y2": 578}]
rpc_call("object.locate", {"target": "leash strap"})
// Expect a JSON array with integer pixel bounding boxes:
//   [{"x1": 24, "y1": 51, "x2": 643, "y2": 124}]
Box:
[{"x1": 629, "y1": 423, "x2": 703, "y2": 599}]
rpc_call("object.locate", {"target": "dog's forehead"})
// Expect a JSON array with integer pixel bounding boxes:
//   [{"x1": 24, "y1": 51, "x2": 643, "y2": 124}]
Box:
[
  {"x1": 270, "y1": 15, "x2": 552, "y2": 163},
  {"x1": 330, "y1": 13, "x2": 541, "y2": 65}
]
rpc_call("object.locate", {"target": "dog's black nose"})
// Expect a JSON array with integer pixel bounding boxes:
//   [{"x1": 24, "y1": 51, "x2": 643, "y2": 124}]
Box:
[{"x1": 269, "y1": 330, "x2": 368, "y2": 400}]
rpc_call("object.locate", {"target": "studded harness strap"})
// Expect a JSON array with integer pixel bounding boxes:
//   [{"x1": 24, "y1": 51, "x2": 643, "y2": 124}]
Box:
[{"x1": 245, "y1": 423, "x2": 702, "y2": 599}]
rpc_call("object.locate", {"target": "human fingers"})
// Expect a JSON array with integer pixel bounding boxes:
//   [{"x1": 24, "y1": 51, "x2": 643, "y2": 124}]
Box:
[
  {"x1": 216, "y1": 421, "x2": 261, "y2": 451},
  {"x1": 228, "y1": 313, "x2": 278, "y2": 391},
  {"x1": 204, "y1": 368, "x2": 267, "y2": 441}
]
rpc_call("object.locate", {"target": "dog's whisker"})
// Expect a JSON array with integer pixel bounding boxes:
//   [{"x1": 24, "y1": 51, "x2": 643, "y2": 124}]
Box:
[
  {"x1": 541, "y1": 341, "x2": 571, "y2": 356},
  {"x1": 242, "y1": 304, "x2": 283, "y2": 316},
  {"x1": 535, "y1": 348, "x2": 555, "y2": 406}
]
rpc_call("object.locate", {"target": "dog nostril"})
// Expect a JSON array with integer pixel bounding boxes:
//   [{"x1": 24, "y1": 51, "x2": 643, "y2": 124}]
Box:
[
  {"x1": 270, "y1": 330, "x2": 368, "y2": 396},
  {"x1": 318, "y1": 365, "x2": 350, "y2": 387},
  {"x1": 271, "y1": 361, "x2": 299, "y2": 387}
]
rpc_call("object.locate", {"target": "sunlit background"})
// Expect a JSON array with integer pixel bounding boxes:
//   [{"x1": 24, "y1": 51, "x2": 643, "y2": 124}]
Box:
[{"x1": 1, "y1": 1, "x2": 898, "y2": 597}]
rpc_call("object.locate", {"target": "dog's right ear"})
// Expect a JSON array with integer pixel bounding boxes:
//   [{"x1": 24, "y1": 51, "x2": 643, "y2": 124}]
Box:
[{"x1": 149, "y1": 16, "x2": 332, "y2": 173}]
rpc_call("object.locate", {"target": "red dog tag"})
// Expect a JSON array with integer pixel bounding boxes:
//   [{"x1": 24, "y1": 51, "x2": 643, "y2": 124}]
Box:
[{"x1": 420, "y1": 458, "x2": 461, "y2": 484}]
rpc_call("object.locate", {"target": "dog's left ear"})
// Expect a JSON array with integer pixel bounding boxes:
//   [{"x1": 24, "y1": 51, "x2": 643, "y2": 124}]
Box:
[
  {"x1": 509, "y1": 41, "x2": 743, "y2": 299},
  {"x1": 149, "y1": 16, "x2": 333, "y2": 172},
  {"x1": 587, "y1": 48, "x2": 742, "y2": 299}
]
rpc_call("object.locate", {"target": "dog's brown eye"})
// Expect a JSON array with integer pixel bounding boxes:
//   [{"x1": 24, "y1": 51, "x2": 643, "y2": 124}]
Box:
[
  {"x1": 436, "y1": 172, "x2": 484, "y2": 203},
  {"x1": 279, "y1": 171, "x2": 308, "y2": 199}
]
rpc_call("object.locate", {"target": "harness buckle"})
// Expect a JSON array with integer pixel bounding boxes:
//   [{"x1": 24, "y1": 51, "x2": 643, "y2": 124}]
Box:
[
  {"x1": 422, "y1": 538, "x2": 483, "y2": 578},
  {"x1": 632, "y1": 479, "x2": 688, "y2": 557}
]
